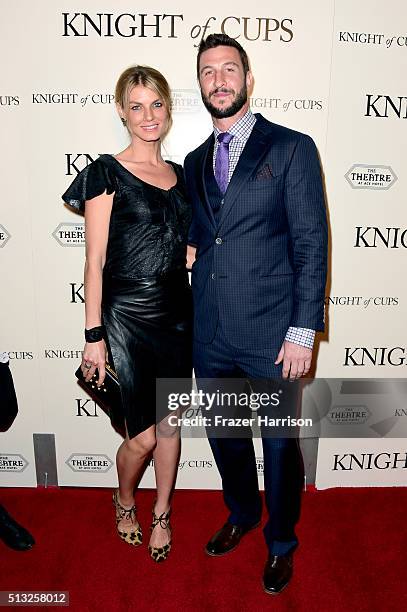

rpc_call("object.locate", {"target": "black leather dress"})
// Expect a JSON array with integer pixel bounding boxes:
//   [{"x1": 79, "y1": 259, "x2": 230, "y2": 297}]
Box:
[{"x1": 63, "y1": 154, "x2": 192, "y2": 438}]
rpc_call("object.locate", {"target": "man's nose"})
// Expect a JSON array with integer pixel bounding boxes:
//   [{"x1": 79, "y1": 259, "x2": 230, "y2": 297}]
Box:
[{"x1": 214, "y1": 70, "x2": 226, "y2": 89}]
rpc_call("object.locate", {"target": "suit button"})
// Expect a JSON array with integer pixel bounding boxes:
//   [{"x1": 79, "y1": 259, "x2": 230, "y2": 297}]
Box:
[
  {"x1": 211, "y1": 273, "x2": 216, "y2": 280},
  {"x1": 215, "y1": 237, "x2": 222, "y2": 245}
]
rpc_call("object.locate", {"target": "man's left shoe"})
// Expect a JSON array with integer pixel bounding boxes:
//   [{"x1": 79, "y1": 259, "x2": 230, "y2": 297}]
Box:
[
  {"x1": 262, "y1": 553, "x2": 293, "y2": 595},
  {"x1": 205, "y1": 521, "x2": 260, "y2": 556},
  {"x1": 0, "y1": 505, "x2": 35, "y2": 551}
]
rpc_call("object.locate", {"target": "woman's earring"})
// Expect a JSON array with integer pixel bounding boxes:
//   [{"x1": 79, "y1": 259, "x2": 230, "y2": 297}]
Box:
[{"x1": 120, "y1": 117, "x2": 127, "y2": 126}]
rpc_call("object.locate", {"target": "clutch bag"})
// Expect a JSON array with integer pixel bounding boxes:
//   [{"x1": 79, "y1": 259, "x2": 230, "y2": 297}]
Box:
[{"x1": 75, "y1": 362, "x2": 124, "y2": 434}]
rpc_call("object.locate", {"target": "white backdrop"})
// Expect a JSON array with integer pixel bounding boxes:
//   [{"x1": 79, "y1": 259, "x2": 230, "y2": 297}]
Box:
[{"x1": 1, "y1": 0, "x2": 406, "y2": 489}]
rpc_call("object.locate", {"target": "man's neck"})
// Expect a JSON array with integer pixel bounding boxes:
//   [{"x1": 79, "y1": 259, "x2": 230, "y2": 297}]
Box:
[{"x1": 212, "y1": 103, "x2": 250, "y2": 132}]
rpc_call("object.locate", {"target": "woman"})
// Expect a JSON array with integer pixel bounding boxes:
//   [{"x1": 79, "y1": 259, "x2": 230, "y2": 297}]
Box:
[{"x1": 62, "y1": 66, "x2": 192, "y2": 562}]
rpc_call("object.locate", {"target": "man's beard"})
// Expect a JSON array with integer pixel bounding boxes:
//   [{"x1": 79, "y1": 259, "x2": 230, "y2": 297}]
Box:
[{"x1": 201, "y1": 83, "x2": 248, "y2": 119}]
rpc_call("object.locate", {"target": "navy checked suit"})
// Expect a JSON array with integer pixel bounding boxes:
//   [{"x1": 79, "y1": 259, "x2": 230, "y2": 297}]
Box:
[{"x1": 185, "y1": 113, "x2": 328, "y2": 555}]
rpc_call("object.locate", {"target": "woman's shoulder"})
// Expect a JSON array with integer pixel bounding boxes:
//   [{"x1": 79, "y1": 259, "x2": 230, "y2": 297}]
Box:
[
  {"x1": 166, "y1": 160, "x2": 184, "y2": 182},
  {"x1": 70, "y1": 154, "x2": 116, "y2": 181},
  {"x1": 166, "y1": 159, "x2": 182, "y2": 170},
  {"x1": 62, "y1": 155, "x2": 116, "y2": 213},
  {"x1": 95, "y1": 153, "x2": 118, "y2": 168}
]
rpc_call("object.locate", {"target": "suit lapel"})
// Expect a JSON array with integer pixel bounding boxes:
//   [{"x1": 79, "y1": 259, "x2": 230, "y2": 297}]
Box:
[
  {"x1": 194, "y1": 135, "x2": 216, "y2": 229},
  {"x1": 218, "y1": 118, "x2": 273, "y2": 229}
]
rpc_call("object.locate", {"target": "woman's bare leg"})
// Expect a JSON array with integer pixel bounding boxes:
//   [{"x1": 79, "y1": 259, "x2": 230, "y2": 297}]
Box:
[
  {"x1": 115, "y1": 424, "x2": 156, "y2": 530},
  {"x1": 149, "y1": 425, "x2": 180, "y2": 548}
]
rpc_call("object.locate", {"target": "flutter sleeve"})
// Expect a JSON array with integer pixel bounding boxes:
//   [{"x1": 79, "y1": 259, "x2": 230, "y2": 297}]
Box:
[{"x1": 62, "y1": 158, "x2": 115, "y2": 214}]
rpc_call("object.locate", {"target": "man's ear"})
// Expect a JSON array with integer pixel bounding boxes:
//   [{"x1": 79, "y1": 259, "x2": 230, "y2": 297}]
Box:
[{"x1": 246, "y1": 71, "x2": 254, "y2": 96}]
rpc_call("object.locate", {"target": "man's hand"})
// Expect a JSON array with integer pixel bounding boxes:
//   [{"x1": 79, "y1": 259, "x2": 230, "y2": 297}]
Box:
[
  {"x1": 275, "y1": 341, "x2": 312, "y2": 380},
  {"x1": 186, "y1": 245, "x2": 196, "y2": 270}
]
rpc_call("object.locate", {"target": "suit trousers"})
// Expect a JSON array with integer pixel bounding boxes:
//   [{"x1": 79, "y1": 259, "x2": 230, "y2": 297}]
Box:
[
  {"x1": 193, "y1": 320, "x2": 304, "y2": 556},
  {"x1": 0, "y1": 361, "x2": 18, "y2": 432}
]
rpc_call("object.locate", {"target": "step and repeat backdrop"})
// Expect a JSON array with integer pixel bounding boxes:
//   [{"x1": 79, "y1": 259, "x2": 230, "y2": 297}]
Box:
[{"x1": 1, "y1": 0, "x2": 406, "y2": 489}]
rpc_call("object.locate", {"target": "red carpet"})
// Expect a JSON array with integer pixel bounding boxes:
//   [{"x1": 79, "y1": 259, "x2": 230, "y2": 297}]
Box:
[{"x1": 0, "y1": 487, "x2": 406, "y2": 611}]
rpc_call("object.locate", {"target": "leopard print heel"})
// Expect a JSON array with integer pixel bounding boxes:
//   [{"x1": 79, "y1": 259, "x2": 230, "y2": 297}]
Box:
[
  {"x1": 112, "y1": 490, "x2": 142, "y2": 546},
  {"x1": 148, "y1": 506, "x2": 172, "y2": 562}
]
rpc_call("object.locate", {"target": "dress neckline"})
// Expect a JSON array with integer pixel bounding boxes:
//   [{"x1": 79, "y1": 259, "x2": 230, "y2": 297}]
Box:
[{"x1": 103, "y1": 154, "x2": 178, "y2": 192}]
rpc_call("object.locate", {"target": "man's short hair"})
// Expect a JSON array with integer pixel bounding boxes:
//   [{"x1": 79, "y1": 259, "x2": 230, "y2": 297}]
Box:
[{"x1": 196, "y1": 33, "x2": 250, "y2": 79}]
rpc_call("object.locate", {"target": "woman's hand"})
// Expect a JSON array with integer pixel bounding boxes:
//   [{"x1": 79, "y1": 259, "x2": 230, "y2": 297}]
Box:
[{"x1": 81, "y1": 340, "x2": 108, "y2": 386}]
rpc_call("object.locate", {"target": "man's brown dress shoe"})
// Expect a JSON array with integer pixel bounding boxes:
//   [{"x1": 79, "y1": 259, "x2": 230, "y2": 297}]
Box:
[
  {"x1": 262, "y1": 553, "x2": 293, "y2": 594},
  {"x1": 205, "y1": 521, "x2": 259, "y2": 556}
]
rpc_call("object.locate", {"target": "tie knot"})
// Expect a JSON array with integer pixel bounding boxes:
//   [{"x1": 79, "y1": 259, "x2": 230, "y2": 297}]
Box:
[{"x1": 217, "y1": 132, "x2": 234, "y2": 145}]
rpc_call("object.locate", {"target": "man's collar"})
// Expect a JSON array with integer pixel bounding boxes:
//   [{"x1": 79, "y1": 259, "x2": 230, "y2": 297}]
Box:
[{"x1": 213, "y1": 109, "x2": 256, "y2": 140}]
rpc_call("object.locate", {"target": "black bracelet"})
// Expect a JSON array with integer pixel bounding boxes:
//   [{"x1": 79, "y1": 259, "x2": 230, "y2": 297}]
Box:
[{"x1": 85, "y1": 326, "x2": 105, "y2": 343}]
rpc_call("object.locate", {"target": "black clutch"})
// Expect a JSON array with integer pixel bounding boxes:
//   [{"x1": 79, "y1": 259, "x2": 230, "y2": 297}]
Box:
[{"x1": 75, "y1": 362, "x2": 125, "y2": 435}]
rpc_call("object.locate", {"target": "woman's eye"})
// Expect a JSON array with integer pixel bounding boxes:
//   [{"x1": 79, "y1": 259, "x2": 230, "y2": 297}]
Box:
[
  {"x1": 130, "y1": 105, "x2": 140, "y2": 111},
  {"x1": 154, "y1": 101, "x2": 163, "y2": 108}
]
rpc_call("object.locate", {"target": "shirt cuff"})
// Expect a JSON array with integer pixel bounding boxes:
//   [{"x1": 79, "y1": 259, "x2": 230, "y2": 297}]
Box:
[{"x1": 285, "y1": 327, "x2": 315, "y2": 349}]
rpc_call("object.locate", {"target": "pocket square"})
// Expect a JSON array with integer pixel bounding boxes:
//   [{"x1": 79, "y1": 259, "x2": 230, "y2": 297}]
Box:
[{"x1": 254, "y1": 163, "x2": 273, "y2": 180}]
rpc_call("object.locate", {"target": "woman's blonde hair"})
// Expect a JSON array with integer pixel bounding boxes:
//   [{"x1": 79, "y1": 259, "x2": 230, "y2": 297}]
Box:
[{"x1": 115, "y1": 65, "x2": 172, "y2": 137}]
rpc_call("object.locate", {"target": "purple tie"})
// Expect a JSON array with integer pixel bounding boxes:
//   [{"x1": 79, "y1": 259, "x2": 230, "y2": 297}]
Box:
[{"x1": 215, "y1": 132, "x2": 234, "y2": 194}]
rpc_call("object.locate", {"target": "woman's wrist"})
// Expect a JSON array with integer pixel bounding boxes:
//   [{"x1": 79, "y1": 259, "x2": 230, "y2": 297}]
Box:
[{"x1": 84, "y1": 326, "x2": 105, "y2": 343}]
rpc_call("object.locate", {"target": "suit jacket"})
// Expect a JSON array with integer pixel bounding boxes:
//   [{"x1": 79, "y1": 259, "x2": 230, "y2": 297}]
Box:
[{"x1": 184, "y1": 113, "x2": 328, "y2": 350}]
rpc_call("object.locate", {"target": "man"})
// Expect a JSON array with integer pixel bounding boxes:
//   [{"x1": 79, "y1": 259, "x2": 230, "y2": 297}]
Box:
[
  {"x1": 0, "y1": 352, "x2": 35, "y2": 551},
  {"x1": 184, "y1": 34, "x2": 327, "y2": 594}
]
